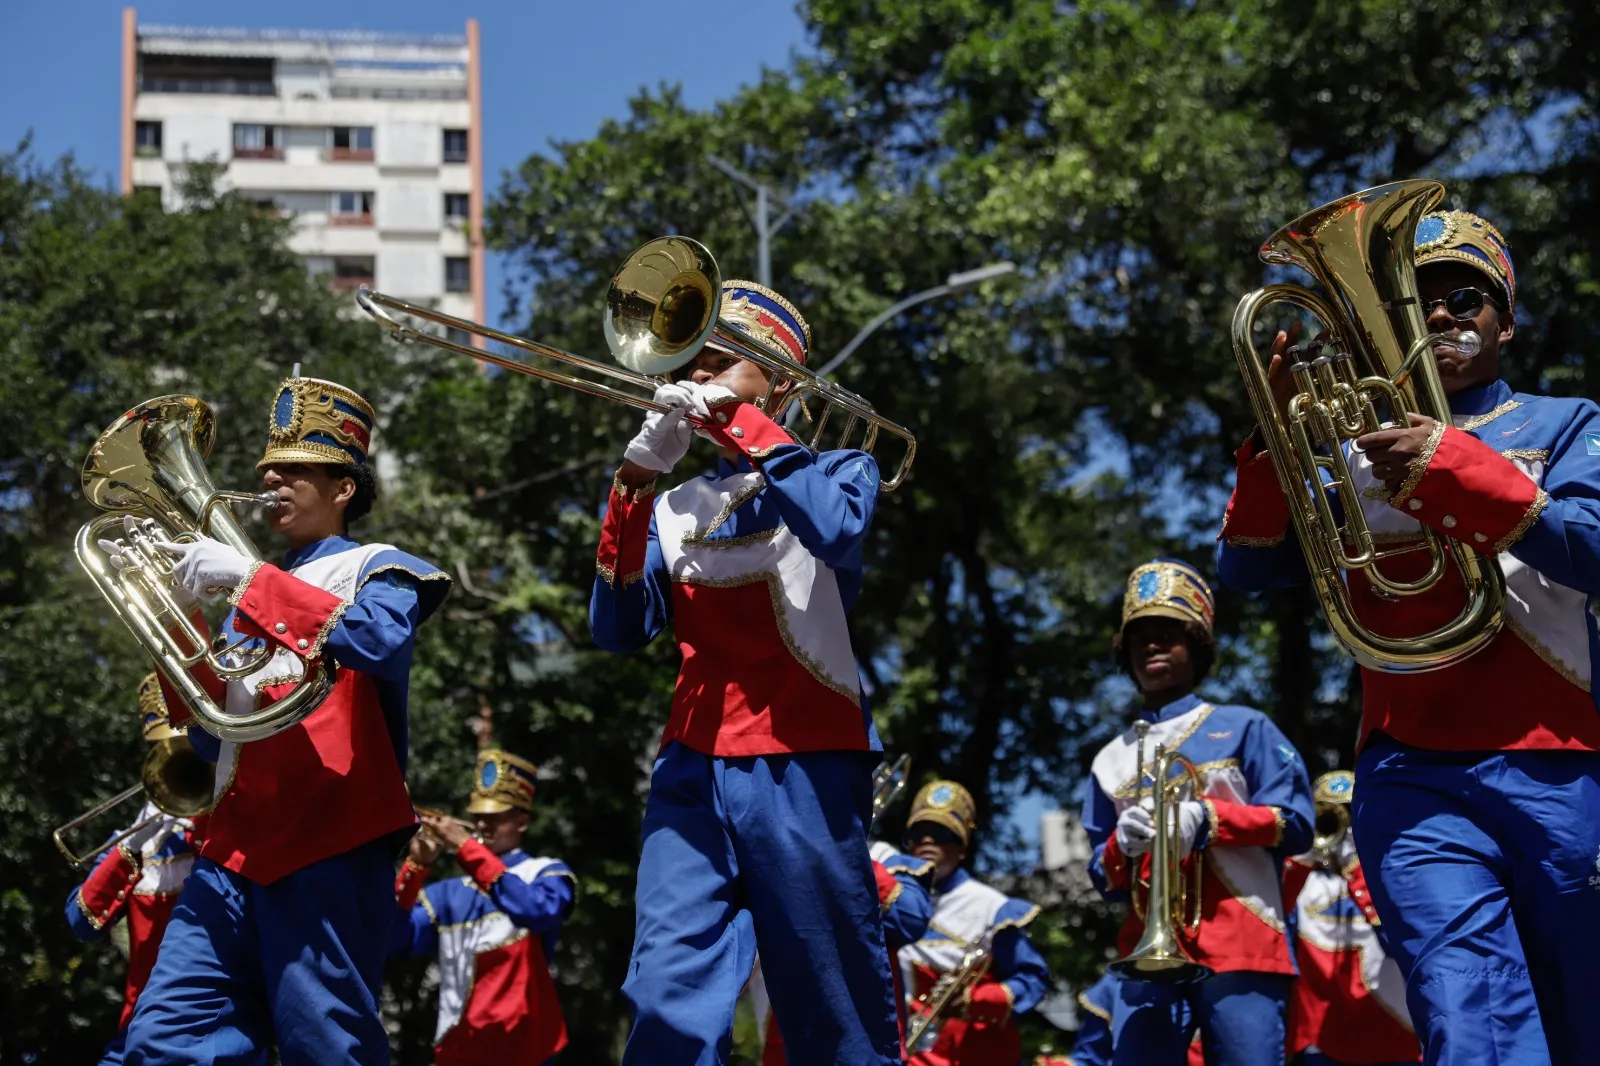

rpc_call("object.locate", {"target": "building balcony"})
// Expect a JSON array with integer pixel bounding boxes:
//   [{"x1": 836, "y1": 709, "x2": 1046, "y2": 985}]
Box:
[
  {"x1": 328, "y1": 213, "x2": 374, "y2": 227},
  {"x1": 324, "y1": 148, "x2": 376, "y2": 163},
  {"x1": 233, "y1": 147, "x2": 284, "y2": 161},
  {"x1": 329, "y1": 275, "x2": 375, "y2": 293}
]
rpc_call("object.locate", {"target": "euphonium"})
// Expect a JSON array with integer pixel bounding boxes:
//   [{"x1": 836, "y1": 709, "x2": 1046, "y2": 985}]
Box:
[
  {"x1": 906, "y1": 931, "x2": 995, "y2": 1053},
  {"x1": 1232, "y1": 179, "x2": 1506, "y2": 673},
  {"x1": 53, "y1": 735, "x2": 215, "y2": 868},
  {"x1": 75, "y1": 396, "x2": 336, "y2": 742},
  {"x1": 1111, "y1": 738, "x2": 1212, "y2": 985}
]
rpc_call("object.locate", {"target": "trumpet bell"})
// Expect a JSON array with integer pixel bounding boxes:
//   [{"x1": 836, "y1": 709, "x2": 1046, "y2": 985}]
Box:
[{"x1": 604, "y1": 236, "x2": 720, "y2": 376}]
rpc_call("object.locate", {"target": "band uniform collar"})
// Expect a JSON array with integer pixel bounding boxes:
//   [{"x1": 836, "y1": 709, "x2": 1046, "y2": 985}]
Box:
[
  {"x1": 1136, "y1": 691, "x2": 1205, "y2": 725},
  {"x1": 283, "y1": 533, "x2": 359, "y2": 571},
  {"x1": 1448, "y1": 379, "x2": 1513, "y2": 420}
]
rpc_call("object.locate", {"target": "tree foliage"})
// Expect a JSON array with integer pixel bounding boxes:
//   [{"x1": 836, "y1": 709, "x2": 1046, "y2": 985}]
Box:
[{"x1": 4, "y1": 0, "x2": 1599, "y2": 1060}]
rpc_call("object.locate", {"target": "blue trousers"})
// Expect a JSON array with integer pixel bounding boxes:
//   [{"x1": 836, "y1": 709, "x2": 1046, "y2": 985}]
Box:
[
  {"x1": 122, "y1": 839, "x2": 396, "y2": 1066},
  {"x1": 1353, "y1": 739, "x2": 1600, "y2": 1066},
  {"x1": 1112, "y1": 971, "x2": 1289, "y2": 1066},
  {"x1": 100, "y1": 1028, "x2": 127, "y2": 1065},
  {"x1": 621, "y1": 742, "x2": 900, "y2": 1066}
]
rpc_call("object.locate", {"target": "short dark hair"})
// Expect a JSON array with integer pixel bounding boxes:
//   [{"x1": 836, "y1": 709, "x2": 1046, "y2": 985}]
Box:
[
  {"x1": 328, "y1": 462, "x2": 378, "y2": 526},
  {"x1": 1113, "y1": 619, "x2": 1216, "y2": 685}
]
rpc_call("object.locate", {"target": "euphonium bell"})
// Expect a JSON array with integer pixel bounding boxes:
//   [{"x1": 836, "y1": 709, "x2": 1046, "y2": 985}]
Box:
[
  {"x1": 53, "y1": 735, "x2": 215, "y2": 868},
  {"x1": 1231, "y1": 180, "x2": 1506, "y2": 673},
  {"x1": 75, "y1": 396, "x2": 336, "y2": 743}
]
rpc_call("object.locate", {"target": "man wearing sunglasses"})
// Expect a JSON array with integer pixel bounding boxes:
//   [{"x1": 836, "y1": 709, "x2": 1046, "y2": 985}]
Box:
[
  {"x1": 896, "y1": 780, "x2": 1050, "y2": 1066},
  {"x1": 1220, "y1": 210, "x2": 1600, "y2": 1065}
]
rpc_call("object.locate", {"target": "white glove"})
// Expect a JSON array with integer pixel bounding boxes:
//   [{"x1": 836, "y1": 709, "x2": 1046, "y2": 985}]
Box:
[
  {"x1": 1175, "y1": 800, "x2": 1208, "y2": 860},
  {"x1": 98, "y1": 516, "x2": 199, "y2": 612},
  {"x1": 1116, "y1": 805, "x2": 1156, "y2": 857},
  {"x1": 684, "y1": 382, "x2": 740, "y2": 443},
  {"x1": 120, "y1": 814, "x2": 172, "y2": 855},
  {"x1": 623, "y1": 382, "x2": 695, "y2": 472},
  {"x1": 155, "y1": 534, "x2": 253, "y2": 602}
]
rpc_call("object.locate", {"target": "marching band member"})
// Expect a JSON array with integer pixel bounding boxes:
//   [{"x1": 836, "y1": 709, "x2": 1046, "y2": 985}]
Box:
[
  {"x1": 64, "y1": 674, "x2": 203, "y2": 1066},
  {"x1": 1044, "y1": 971, "x2": 1204, "y2": 1066},
  {"x1": 899, "y1": 780, "x2": 1051, "y2": 1066},
  {"x1": 1218, "y1": 210, "x2": 1600, "y2": 1064},
  {"x1": 392, "y1": 749, "x2": 576, "y2": 1065},
  {"x1": 1282, "y1": 771, "x2": 1418, "y2": 1066},
  {"x1": 105, "y1": 377, "x2": 449, "y2": 1065},
  {"x1": 590, "y1": 279, "x2": 901, "y2": 1064},
  {"x1": 1082, "y1": 559, "x2": 1313, "y2": 1066}
]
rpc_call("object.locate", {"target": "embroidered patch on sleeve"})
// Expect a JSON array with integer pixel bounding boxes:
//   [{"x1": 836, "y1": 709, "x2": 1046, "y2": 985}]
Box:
[{"x1": 1585, "y1": 431, "x2": 1600, "y2": 456}]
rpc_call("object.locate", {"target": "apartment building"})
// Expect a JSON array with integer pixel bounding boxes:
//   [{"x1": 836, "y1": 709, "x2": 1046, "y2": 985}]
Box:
[{"x1": 119, "y1": 10, "x2": 484, "y2": 327}]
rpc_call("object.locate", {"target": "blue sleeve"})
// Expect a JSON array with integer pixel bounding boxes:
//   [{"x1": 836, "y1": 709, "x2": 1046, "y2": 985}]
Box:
[
  {"x1": 758, "y1": 446, "x2": 879, "y2": 570},
  {"x1": 1508, "y1": 402, "x2": 1600, "y2": 595},
  {"x1": 1216, "y1": 533, "x2": 1310, "y2": 592},
  {"x1": 1240, "y1": 712, "x2": 1315, "y2": 857},
  {"x1": 882, "y1": 874, "x2": 932, "y2": 949},
  {"x1": 989, "y1": 901, "x2": 1050, "y2": 1015},
  {"x1": 492, "y1": 865, "x2": 576, "y2": 934},
  {"x1": 388, "y1": 888, "x2": 440, "y2": 958},
  {"x1": 589, "y1": 514, "x2": 671, "y2": 654},
  {"x1": 1082, "y1": 777, "x2": 1128, "y2": 905},
  {"x1": 63, "y1": 884, "x2": 109, "y2": 940},
  {"x1": 322, "y1": 571, "x2": 421, "y2": 683}
]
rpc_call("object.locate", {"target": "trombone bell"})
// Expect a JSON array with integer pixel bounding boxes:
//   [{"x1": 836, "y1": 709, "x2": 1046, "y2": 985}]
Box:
[{"x1": 53, "y1": 736, "x2": 215, "y2": 868}]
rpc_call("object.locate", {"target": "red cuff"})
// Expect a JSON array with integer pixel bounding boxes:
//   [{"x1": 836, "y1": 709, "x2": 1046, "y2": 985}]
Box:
[
  {"x1": 395, "y1": 858, "x2": 430, "y2": 909},
  {"x1": 701, "y1": 399, "x2": 795, "y2": 459},
  {"x1": 229, "y1": 564, "x2": 349, "y2": 660},
  {"x1": 1390, "y1": 424, "x2": 1547, "y2": 553},
  {"x1": 1219, "y1": 435, "x2": 1291, "y2": 547},
  {"x1": 1102, "y1": 834, "x2": 1131, "y2": 891},
  {"x1": 966, "y1": 980, "x2": 1015, "y2": 1024},
  {"x1": 456, "y1": 838, "x2": 508, "y2": 891},
  {"x1": 872, "y1": 859, "x2": 902, "y2": 910},
  {"x1": 1343, "y1": 858, "x2": 1381, "y2": 925},
  {"x1": 596, "y1": 475, "x2": 656, "y2": 589},
  {"x1": 76, "y1": 845, "x2": 141, "y2": 931},
  {"x1": 1203, "y1": 798, "x2": 1285, "y2": 848}
]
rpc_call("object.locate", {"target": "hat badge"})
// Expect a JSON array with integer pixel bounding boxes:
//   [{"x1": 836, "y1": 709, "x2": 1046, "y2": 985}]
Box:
[
  {"x1": 479, "y1": 761, "x2": 498, "y2": 789},
  {"x1": 928, "y1": 784, "x2": 955, "y2": 807},
  {"x1": 1135, "y1": 570, "x2": 1162, "y2": 603}
]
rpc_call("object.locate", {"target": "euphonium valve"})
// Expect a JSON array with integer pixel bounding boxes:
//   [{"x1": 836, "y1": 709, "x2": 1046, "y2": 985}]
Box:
[{"x1": 1231, "y1": 180, "x2": 1506, "y2": 673}]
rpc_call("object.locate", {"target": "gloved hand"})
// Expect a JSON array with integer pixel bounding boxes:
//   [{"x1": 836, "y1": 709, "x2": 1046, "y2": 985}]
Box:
[
  {"x1": 1116, "y1": 805, "x2": 1156, "y2": 857},
  {"x1": 683, "y1": 382, "x2": 741, "y2": 443},
  {"x1": 98, "y1": 516, "x2": 199, "y2": 612},
  {"x1": 1175, "y1": 799, "x2": 1208, "y2": 859},
  {"x1": 155, "y1": 534, "x2": 254, "y2": 602},
  {"x1": 119, "y1": 813, "x2": 175, "y2": 856},
  {"x1": 623, "y1": 382, "x2": 696, "y2": 472},
  {"x1": 964, "y1": 981, "x2": 1014, "y2": 1024}
]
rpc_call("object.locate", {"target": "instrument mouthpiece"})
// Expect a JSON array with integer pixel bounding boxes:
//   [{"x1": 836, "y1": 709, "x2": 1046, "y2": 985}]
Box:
[
  {"x1": 1452, "y1": 331, "x2": 1482, "y2": 359},
  {"x1": 255, "y1": 493, "x2": 281, "y2": 510}
]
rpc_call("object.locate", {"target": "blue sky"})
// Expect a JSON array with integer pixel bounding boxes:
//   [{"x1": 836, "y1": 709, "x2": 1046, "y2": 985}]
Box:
[{"x1": 0, "y1": 0, "x2": 810, "y2": 326}]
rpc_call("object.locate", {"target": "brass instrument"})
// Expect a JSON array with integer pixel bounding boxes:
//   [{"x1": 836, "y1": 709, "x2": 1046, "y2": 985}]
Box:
[
  {"x1": 75, "y1": 396, "x2": 336, "y2": 742},
  {"x1": 53, "y1": 735, "x2": 215, "y2": 868},
  {"x1": 869, "y1": 754, "x2": 911, "y2": 833},
  {"x1": 1313, "y1": 800, "x2": 1350, "y2": 866},
  {"x1": 414, "y1": 805, "x2": 481, "y2": 845},
  {"x1": 906, "y1": 930, "x2": 995, "y2": 1053},
  {"x1": 1111, "y1": 741, "x2": 1211, "y2": 985},
  {"x1": 1232, "y1": 179, "x2": 1505, "y2": 673},
  {"x1": 356, "y1": 236, "x2": 917, "y2": 491}
]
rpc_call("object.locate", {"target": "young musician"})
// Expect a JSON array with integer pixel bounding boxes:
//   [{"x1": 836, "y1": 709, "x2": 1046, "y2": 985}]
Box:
[
  {"x1": 1282, "y1": 771, "x2": 1418, "y2": 1066},
  {"x1": 1218, "y1": 210, "x2": 1600, "y2": 1064},
  {"x1": 64, "y1": 674, "x2": 203, "y2": 1066},
  {"x1": 590, "y1": 279, "x2": 900, "y2": 1064},
  {"x1": 899, "y1": 780, "x2": 1051, "y2": 1066},
  {"x1": 1082, "y1": 559, "x2": 1314, "y2": 1066},
  {"x1": 104, "y1": 377, "x2": 449, "y2": 1064},
  {"x1": 392, "y1": 748, "x2": 576, "y2": 1065}
]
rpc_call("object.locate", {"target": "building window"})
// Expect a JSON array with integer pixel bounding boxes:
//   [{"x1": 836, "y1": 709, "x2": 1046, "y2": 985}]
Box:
[
  {"x1": 233, "y1": 124, "x2": 282, "y2": 160},
  {"x1": 442, "y1": 129, "x2": 468, "y2": 163},
  {"x1": 444, "y1": 193, "x2": 470, "y2": 221},
  {"x1": 134, "y1": 121, "x2": 162, "y2": 157},
  {"x1": 326, "y1": 256, "x2": 376, "y2": 293},
  {"x1": 330, "y1": 191, "x2": 374, "y2": 224},
  {"x1": 445, "y1": 256, "x2": 471, "y2": 292},
  {"x1": 328, "y1": 126, "x2": 375, "y2": 161}
]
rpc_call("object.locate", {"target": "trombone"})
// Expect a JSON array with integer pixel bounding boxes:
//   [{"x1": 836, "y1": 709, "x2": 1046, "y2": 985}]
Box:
[
  {"x1": 54, "y1": 736, "x2": 215, "y2": 868},
  {"x1": 355, "y1": 235, "x2": 917, "y2": 491}
]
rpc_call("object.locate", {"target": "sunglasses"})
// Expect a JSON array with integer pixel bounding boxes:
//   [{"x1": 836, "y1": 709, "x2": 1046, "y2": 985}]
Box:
[
  {"x1": 904, "y1": 823, "x2": 963, "y2": 848},
  {"x1": 1421, "y1": 286, "x2": 1504, "y2": 321}
]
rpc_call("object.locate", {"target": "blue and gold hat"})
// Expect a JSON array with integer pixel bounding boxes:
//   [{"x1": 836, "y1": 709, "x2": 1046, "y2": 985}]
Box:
[
  {"x1": 1415, "y1": 210, "x2": 1516, "y2": 309},
  {"x1": 907, "y1": 779, "x2": 979, "y2": 846},
  {"x1": 1121, "y1": 559, "x2": 1216, "y2": 638},
  {"x1": 139, "y1": 671, "x2": 184, "y2": 742},
  {"x1": 466, "y1": 749, "x2": 539, "y2": 815},
  {"x1": 1313, "y1": 770, "x2": 1355, "y2": 806},
  {"x1": 714, "y1": 280, "x2": 811, "y2": 365},
  {"x1": 258, "y1": 377, "x2": 376, "y2": 469}
]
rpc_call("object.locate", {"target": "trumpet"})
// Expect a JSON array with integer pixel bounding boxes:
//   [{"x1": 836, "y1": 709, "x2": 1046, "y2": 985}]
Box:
[
  {"x1": 414, "y1": 806, "x2": 480, "y2": 844},
  {"x1": 1231, "y1": 180, "x2": 1505, "y2": 673},
  {"x1": 54, "y1": 736, "x2": 215, "y2": 868},
  {"x1": 356, "y1": 235, "x2": 917, "y2": 492},
  {"x1": 1313, "y1": 801, "x2": 1349, "y2": 866}
]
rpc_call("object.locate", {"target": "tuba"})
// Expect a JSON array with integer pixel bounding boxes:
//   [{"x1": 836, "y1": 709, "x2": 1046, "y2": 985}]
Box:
[
  {"x1": 1111, "y1": 723, "x2": 1212, "y2": 984},
  {"x1": 76, "y1": 396, "x2": 336, "y2": 743},
  {"x1": 1232, "y1": 179, "x2": 1505, "y2": 673},
  {"x1": 906, "y1": 930, "x2": 995, "y2": 1053},
  {"x1": 356, "y1": 235, "x2": 917, "y2": 491},
  {"x1": 52, "y1": 735, "x2": 215, "y2": 867}
]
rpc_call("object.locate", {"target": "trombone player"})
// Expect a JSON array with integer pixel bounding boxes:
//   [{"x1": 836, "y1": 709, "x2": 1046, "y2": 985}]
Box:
[
  {"x1": 1218, "y1": 208, "x2": 1600, "y2": 1065},
  {"x1": 63, "y1": 674, "x2": 204, "y2": 1065},
  {"x1": 1082, "y1": 559, "x2": 1312, "y2": 1066},
  {"x1": 100, "y1": 377, "x2": 450, "y2": 1065}
]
